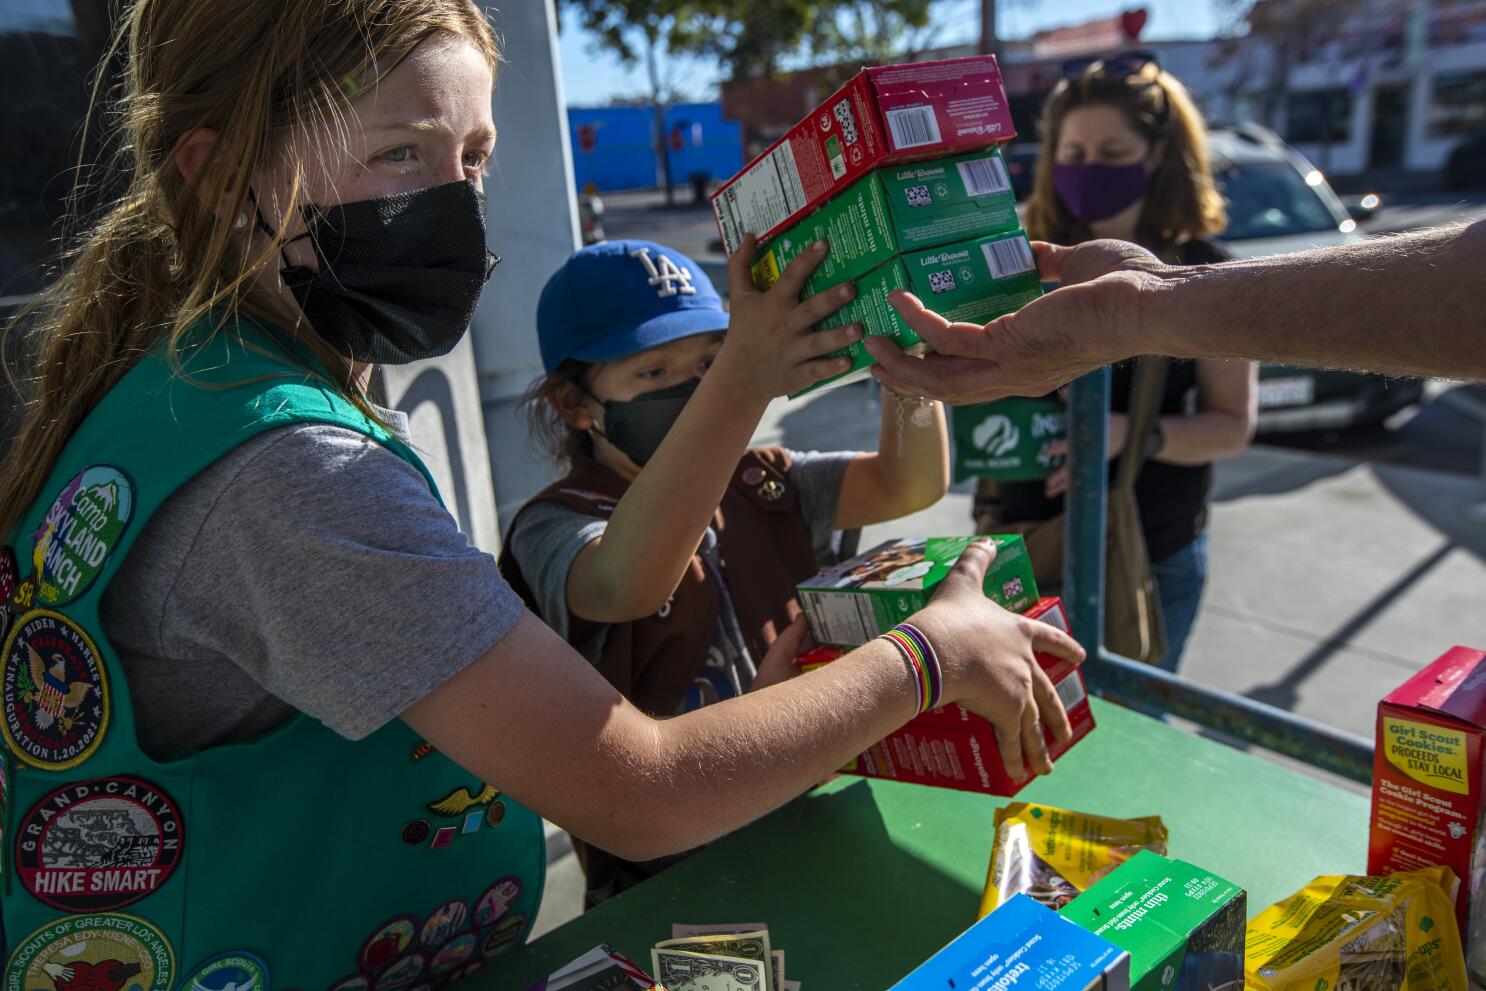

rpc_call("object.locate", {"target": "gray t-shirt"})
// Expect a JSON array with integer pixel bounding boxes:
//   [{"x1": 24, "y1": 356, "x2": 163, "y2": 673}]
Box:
[
  {"x1": 506, "y1": 449, "x2": 856, "y2": 711},
  {"x1": 99, "y1": 408, "x2": 526, "y2": 762}
]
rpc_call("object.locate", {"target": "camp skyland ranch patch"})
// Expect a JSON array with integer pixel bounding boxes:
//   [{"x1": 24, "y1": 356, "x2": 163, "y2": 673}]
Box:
[
  {"x1": 15, "y1": 775, "x2": 184, "y2": 912},
  {"x1": 31, "y1": 465, "x2": 135, "y2": 608}
]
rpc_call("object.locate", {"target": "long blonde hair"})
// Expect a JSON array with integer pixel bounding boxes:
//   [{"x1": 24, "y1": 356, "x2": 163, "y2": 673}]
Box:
[
  {"x1": 1024, "y1": 61, "x2": 1226, "y2": 254},
  {"x1": 0, "y1": 0, "x2": 500, "y2": 536}
]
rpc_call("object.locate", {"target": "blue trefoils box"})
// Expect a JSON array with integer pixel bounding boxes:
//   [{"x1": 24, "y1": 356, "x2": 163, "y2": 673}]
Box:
[{"x1": 892, "y1": 893, "x2": 1131, "y2": 991}]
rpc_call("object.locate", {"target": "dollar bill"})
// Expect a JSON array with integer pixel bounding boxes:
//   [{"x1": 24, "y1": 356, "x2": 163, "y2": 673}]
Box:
[
  {"x1": 655, "y1": 932, "x2": 773, "y2": 991},
  {"x1": 670, "y1": 923, "x2": 770, "y2": 940},
  {"x1": 651, "y1": 948, "x2": 769, "y2": 991},
  {"x1": 771, "y1": 951, "x2": 784, "y2": 991}
]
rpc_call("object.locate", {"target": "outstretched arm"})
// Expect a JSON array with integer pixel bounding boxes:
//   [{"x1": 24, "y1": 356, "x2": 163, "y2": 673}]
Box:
[{"x1": 867, "y1": 220, "x2": 1486, "y2": 404}]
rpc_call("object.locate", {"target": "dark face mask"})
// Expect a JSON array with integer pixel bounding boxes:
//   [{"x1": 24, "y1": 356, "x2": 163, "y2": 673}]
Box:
[
  {"x1": 589, "y1": 378, "x2": 699, "y2": 467},
  {"x1": 256, "y1": 179, "x2": 499, "y2": 364}
]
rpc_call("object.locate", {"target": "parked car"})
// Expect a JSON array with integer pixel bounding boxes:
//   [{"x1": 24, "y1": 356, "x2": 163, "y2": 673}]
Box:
[
  {"x1": 1206, "y1": 125, "x2": 1424, "y2": 433},
  {"x1": 1445, "y1": 126, "x2": 1486, "y2": 190}
]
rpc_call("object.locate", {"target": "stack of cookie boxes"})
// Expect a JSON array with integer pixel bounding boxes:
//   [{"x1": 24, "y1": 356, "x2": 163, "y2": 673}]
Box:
[{"x1": 709, "y1": 55, "x2": 1041, "y2": 394}]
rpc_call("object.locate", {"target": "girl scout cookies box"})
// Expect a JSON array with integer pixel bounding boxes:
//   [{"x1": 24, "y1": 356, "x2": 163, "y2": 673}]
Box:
[
  {"x1": 1369, "y1": 645, "x2": 1486, "y2": 986},
  {"x1": 710, "y1": 55, "x2": 1016, "y2": 254},
  {"x1": 796, "y1": 535, "x2": 1038, "y2": 647},
  {"x1": 892, "y1": 893, "x2": 1130, "y2": 990},
  {"x1": 796, "y1": 598, "x2": 1095, "y2": 796}
]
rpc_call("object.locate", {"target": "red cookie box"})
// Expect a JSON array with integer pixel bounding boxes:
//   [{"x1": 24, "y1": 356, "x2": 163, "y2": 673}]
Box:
[
  {"x1": 1368, "y1": 645, "x2": 1486, "y2": 985},
  {"x1": 710, "y1": 55, "x2": 1016, "y2": 255},
  {"x1": 796, "y1": 597, "x2": 1094, "y2": 796}
]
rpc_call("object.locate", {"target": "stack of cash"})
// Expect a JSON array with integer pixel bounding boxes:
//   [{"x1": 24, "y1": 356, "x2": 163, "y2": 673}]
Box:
[{"x1": 651, "y1": 923, "x2": 801, "y2": 991}]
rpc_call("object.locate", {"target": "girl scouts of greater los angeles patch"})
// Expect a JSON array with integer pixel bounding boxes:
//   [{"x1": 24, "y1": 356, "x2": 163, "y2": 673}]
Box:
[
  {"x1": 15, "y1": 775, "x2": 184, "y2": 912},
  {"x1": 31, "y1": 465, "x2": 135, "y2": 608},
  {"x1": 4, "y1": 912, "x2": 175, "y2": 991},
  {"x1": 2, "y1": 609, "x2": 110, "y2": 770}
]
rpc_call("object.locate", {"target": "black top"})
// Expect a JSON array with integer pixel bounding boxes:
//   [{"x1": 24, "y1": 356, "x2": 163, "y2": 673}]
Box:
[{"x1": 997, "y1": 237, "x2": 1231, "y2": 563}]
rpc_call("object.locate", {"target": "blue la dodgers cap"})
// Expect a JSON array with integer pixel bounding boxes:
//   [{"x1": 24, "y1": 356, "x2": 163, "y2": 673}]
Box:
[{"x1": 537, "y1": 239, "x2": 728, "y2": 373}]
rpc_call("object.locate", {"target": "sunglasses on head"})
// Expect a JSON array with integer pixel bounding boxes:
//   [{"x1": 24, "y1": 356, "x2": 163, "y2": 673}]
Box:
[{"x1": 1059, "y1": 50, "x2": 1159, "y2": 81}]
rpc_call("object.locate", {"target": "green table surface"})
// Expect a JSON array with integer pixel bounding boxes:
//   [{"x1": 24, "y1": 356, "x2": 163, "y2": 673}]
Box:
[{"x1": 478, "y1": 699, "x2": 1369, "y2": 990}]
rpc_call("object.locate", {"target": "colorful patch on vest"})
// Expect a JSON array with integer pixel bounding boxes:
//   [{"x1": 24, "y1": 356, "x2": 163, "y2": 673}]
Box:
[
  {"x1": 427, "y1": 935, "x2": 476, "y2": 980},
  {"x1": 424, "y1": 783, "x2": 496, "y2": 818},
  {"x1": 473, "y1": 876, "x2": 522, "y2": 927},
  {"x1": 0, "y1": 547, "x2": 18, "y2": 639},
  {"x1": 31, "y1": 465, "x2": 135, "y2": 608},
  {"x1": 179, "y1": 952, "x2": 268, "y2": 991},
  {"x1": 2, "y1": 609, "x2": 110, "y2": 770},
  {"x1": 408, "y1": 740, "x2": 435, "y2": 763},
  {"x1": 484, "y1": 801, "x2": 505, "y2": 828},
  {"x1": 478, "y1": 914, "x2": 526, "y2": 960},
  {"x1": 9, "y1": 576, "x2": 35, "y2": 615},
  {"x1": 418, "y1": 900, "x2": 468, "y2": 949},
  {"x1": 15, "y1": 775, "x2": 184, "y2": 912},
  {"x1": 400, "y1": 819, "x2": 429, "y2": 845},
  {"x1": 359, "y1": 917, "x2": 416, "y2": 975},
  {"x1": 4, "y1": 912, "x2": 175, "y2": 991},
  {"x1": 370, "y1": 954, "x2": 425, "y2": 991}
]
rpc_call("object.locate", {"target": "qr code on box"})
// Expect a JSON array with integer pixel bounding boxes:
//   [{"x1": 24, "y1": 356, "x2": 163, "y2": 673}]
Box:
[
  {"x1": 904, "y1": 184, "x2": 932, "y2": 208},
  {"x1": 833, "y1": 99, "x2": 859, "y2": 144},
  {"x1": 928, "y1": 270, "x2": 957, "y2": 294}
]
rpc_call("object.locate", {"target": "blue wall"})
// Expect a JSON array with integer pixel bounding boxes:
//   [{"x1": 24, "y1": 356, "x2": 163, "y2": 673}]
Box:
[{"x1": 568, "y1": 102, "x2": 742, "y2": 192}]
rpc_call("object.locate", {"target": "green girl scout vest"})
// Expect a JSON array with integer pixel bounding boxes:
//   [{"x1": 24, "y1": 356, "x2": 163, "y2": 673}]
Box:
[{"x1": 0, "y1": 319, "x2": 544, "y2": 989}]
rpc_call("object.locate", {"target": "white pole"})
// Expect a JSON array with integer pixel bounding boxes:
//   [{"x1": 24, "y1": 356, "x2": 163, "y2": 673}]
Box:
[{"x1": 472, "y1": 1, "x2": 583, "y2": 540}]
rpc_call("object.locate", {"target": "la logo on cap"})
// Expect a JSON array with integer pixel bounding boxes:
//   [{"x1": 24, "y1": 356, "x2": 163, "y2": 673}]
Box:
[{"x1": 630, "y1": 247, "x2": 696, "y2": 298}]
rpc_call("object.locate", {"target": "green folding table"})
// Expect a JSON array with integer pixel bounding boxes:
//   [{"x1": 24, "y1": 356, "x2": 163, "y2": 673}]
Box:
[{"x1": 477, "y1": 698, "x2": 1368, "y2": 990}]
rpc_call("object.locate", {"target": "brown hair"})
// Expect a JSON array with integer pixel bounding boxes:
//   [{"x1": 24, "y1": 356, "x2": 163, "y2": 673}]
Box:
[
  {"x1": 0, "y1": 0, "x2": 500, "y2": 536},
  {"x1": 1024, "y1": 61, "x2": 1226, "y2": 255},
  {"x1": 523, "y1": 361, "x2": 595, "y2": 467}
]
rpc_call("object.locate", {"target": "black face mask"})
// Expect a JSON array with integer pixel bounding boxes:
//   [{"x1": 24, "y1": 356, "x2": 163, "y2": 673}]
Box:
[
  {"x1": 590, "y1": 378, "x2": 699, "y2": 467},
  {"x1": 256, "y1": 179, "x2": 499, "y2": 365}
]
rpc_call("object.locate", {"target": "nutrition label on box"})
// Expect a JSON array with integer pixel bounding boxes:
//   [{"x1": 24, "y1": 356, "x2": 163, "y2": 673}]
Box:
[
  {"x1": 714, "y1": 143, "x2": 809, "y2": 254},
  {"x1": 799, "y1": 590, "x2": 880, "y2": 647}
]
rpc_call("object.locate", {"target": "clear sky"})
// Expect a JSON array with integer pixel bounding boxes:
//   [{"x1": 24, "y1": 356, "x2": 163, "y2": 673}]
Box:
[{"x1": 557, "y1": 0, "x2": 1228, "y2": 108}]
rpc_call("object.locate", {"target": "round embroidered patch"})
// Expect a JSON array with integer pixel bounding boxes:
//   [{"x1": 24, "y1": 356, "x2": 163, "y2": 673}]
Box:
[
  {"x1": 179, "y1": 952, "x2": 269, "y2": 991},
  {"x1": 0, "y1": 546, "x2": 18, "y2": 640},
  {"x1": 4, "y1": 912, "x2": 175, "y2": 991},
  {"x1": 371, "y1": 953, "x2": 426, "y2": 991},
  {"x1": 31, "y1": 465, "x2": 135, "y2": 608},
  {"x1": 428, "y1": 934, "x2": 476, "y2": 979},
  {"x1": 400, "y1": 819, "x2": 430, "y2": 845},
  {"x1": 473, "y1": 876, "x2": 522, "y2": 927},
  {"x1": 419, "y1": 900, "x2": 468, "y2": 949},
  {"x1": 478, "y1": 914, "x2": 526, "y2": 960},
  {"x1": 2, "y1": 609, "x2": 110, "y2": 770},
  {"x1": 15, "y1": 774, "x2": 184, "y2": 912},
  {"x1": 359, "y1": 916, "x2": 417, "y2": 975},
  {"x1": 483, "y1": 801, "x2": 505, "y2": 829}
]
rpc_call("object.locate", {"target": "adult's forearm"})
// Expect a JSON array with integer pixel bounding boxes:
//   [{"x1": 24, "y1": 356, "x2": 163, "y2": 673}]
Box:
[{"x1": 1142, "y1": 221, "x2": 1486, "y2": 380}]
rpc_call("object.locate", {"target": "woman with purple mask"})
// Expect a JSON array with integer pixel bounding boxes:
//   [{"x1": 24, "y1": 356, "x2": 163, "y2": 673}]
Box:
[{"x1": 974, "y1": 55, "x2": 1257, "y2": 674}]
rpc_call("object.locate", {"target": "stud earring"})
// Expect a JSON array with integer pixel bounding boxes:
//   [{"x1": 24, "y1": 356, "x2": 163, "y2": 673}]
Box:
[{"x1": 234, "y1": 213, "x2": 248, "y2": 230}]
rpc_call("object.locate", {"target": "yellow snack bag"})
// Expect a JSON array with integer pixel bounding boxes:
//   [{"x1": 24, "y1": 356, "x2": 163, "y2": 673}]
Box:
[
  {"x1": 1246, "y1": 866, "x2": 1468, "y2": 991},
  {"x1": 977, "y1": 802, "x2": 1168, "y2": 918}
]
